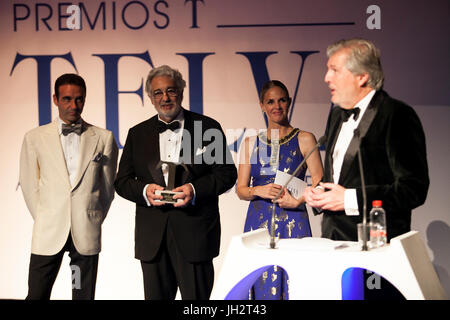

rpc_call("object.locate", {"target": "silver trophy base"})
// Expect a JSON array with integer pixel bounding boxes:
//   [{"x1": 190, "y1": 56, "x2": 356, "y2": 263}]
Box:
[{"x1": 155, "y1": 190, "x2": 184, "y2": 204}]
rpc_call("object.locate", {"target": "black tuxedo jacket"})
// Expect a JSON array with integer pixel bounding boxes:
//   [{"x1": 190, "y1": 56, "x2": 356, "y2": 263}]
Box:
[
  {"x1": 114, "y1": 109, "x2": 237, "y2": 262},
  {"x1": 321, "y1": 90, "x2": 429, "y2": 241}
]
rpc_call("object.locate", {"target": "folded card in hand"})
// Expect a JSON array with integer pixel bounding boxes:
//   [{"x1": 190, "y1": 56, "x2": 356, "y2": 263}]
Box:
[{"x1": 274, "y1": 170, "x2": 306, "y2": 199}]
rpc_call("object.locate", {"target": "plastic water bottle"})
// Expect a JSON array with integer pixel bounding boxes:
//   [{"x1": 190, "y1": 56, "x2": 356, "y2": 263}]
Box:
[{"x1": 369, "y1": 200, "x2": 387, "y2": 248}]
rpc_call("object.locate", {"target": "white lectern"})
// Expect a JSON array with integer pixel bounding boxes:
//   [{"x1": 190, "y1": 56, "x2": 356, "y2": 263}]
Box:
[{"x1": 211, "y1": 229, "x2": 447, "y2": 300}]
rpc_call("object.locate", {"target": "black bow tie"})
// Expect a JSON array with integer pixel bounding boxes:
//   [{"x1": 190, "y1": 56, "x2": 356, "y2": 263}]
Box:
[
  {"x1": 340, "y1": 107, "x2": 361, "y2": 122},
  {"x1": 156, "y1": 120, "x2": 180, "y2": 133},
  {"x1": 62, "y1": 122, "x2": 82, "y2": 136}
]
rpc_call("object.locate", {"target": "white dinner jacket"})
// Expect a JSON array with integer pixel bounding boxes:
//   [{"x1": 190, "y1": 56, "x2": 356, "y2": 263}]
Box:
[{"x1": 19, "y1": 119, "x2": 118, "y2": 255}]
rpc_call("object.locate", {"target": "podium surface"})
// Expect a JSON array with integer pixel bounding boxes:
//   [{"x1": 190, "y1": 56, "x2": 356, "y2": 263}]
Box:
[{"x1": 211, "y1": 229, "x2": 447, "y2": 300}]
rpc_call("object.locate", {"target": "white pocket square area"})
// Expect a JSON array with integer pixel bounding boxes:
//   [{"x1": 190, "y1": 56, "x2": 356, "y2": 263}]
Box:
[{"x1": 195, "y1": 146, "x2": 207, "y2": 156}]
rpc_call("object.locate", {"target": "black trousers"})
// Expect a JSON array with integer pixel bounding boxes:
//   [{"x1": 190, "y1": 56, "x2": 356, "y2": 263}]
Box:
[
  {"x1": 26, "y1": 233, "x2": 99, "y2": 300},
  {"x1": 140, "y1": 223, "x2": 214, "y2": 300}
]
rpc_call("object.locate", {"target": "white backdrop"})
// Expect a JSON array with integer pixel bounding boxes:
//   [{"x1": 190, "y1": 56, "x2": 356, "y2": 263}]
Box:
[{"x1": 1, "y1": 0, "x2": 449, "y2": 299}]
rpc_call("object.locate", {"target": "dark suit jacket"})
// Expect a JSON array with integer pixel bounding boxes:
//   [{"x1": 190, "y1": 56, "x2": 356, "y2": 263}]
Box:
[
  {"x1": 321, "y1": 90, "x2": 429, "y2": 241},
  {"x1": 114, "y1": 109, "x2": 237, "y2": 262}
]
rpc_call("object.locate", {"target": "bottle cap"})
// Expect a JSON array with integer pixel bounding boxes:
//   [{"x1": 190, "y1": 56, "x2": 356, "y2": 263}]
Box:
[{"x1": 372, "y1": 200, "x2": 382, "y2": 207}]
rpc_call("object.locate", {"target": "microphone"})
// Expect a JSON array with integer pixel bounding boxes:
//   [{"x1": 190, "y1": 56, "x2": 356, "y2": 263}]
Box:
[
  {"x1": 354, "y1": 129, "x2": 368, "y2": 251},
  {"x1": 269, "y1": 135, "x2": 327, "y2": 249}
]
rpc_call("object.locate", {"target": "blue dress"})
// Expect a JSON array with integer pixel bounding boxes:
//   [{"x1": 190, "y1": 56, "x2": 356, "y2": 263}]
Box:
[{"x1": 243, "y1": 128, "x2": 312, "y2": 300}]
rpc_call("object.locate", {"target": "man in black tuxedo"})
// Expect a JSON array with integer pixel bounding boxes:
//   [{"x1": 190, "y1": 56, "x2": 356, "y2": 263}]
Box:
[
  {"x1": 114, "y1": 65, "x2": 237, "y2": 300},
  {"x1": 305, "y1": 38, "x2": 429, "y2": 242}
]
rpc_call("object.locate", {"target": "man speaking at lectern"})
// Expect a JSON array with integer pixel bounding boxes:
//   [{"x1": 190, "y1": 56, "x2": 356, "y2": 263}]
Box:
[{"x1": 304, "y1": 38, "x2": 429, "y2": 242}]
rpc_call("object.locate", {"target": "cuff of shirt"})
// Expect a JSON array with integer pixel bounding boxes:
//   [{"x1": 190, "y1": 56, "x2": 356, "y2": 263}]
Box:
[
  {"x1": 143, "y1": 184, "x2": 151, "y2": 207},
  {"x1": 189, "y1": 183, "x2": 196, "y2": 205},
  {"x1": 344, "y1": 188, "x2": 359, "y2": 216}
]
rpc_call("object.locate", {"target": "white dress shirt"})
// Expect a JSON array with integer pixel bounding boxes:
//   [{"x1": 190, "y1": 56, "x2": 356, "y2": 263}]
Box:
[
  {"x1": 332, "y1": 90, "x2": 375, "y2": 215},
  {"x1": 159, "y1": 111, "x2": 185, "y2": 183},
  {"x1": 58, "y1": 117, "x2": 81, "y2": 187}
]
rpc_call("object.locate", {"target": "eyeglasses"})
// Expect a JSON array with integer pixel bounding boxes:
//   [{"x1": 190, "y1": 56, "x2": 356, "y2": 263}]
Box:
[{"x1": 152, "y1": 88, "x2": 178, "y2": 99}]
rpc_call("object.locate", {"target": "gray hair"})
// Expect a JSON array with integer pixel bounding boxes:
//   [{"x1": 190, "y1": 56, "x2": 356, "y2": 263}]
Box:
[
  {"x1": 145, "y1": 65, "x2": 186, "y2": 96},
  {"x1": 327, "y1": 38, "x2": 384, "y2": 90}
]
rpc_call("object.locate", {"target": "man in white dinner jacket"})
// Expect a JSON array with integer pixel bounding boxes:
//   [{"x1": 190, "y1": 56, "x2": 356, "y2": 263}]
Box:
[{"x1": 19, "y1": 73, "x2": 118, "y2": 300}]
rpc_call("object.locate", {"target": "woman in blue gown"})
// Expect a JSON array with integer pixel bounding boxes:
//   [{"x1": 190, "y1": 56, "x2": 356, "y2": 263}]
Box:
[{"x1": 236, "y1": 80, "x2": 323, "y2": 300}]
